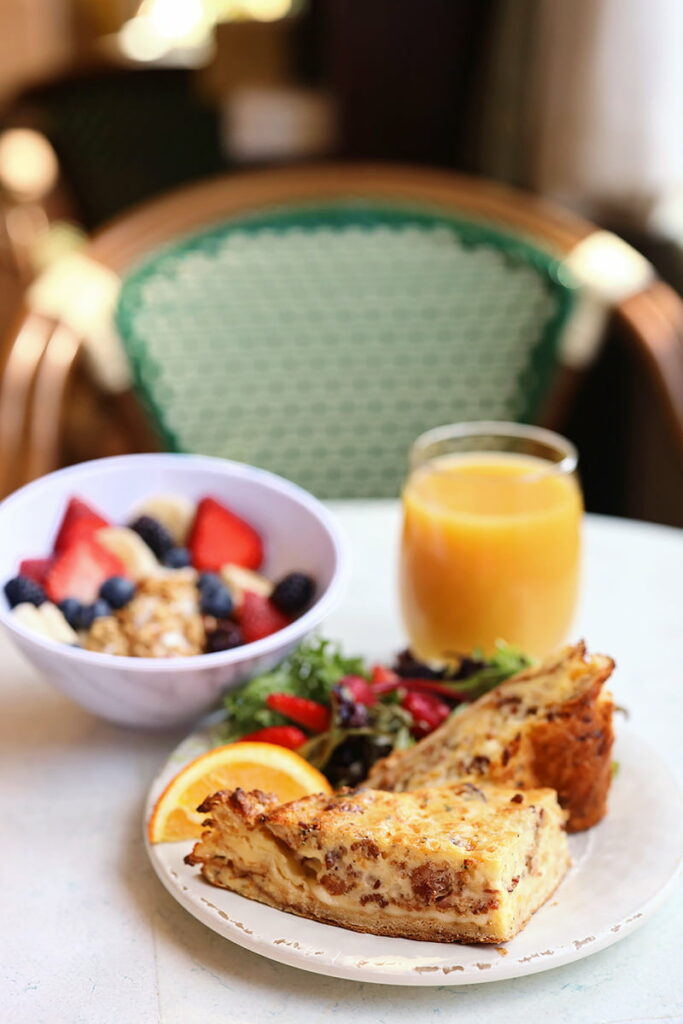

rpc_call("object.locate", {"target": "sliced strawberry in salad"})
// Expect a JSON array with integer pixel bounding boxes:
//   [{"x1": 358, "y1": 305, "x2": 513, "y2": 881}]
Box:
[
  {"x1": 266, "y1": 693, "x2": 331, "y2": 733},
  {"x1": 401, "y1": 691, "x2": 451, "y2": 738},
  {"x1": 338, "y1": 674, "x2": 377, "y2": 706},
  {"x1": 370, "y1": 664, "x2": 401, "y2": 687},
  {"x1": 238, "y1": 725, "x2": 307, "y2": 749}
]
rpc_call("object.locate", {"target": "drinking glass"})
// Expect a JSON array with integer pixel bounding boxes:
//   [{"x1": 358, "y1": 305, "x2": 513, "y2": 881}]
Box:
[{"x1": 399, "y1": 421, "x2": 582, "y2": 662}]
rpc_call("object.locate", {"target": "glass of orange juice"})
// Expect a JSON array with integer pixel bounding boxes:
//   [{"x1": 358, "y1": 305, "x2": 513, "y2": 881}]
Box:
[{"x1": 400, "y1": 422, "x2": 582, "y2": 662}]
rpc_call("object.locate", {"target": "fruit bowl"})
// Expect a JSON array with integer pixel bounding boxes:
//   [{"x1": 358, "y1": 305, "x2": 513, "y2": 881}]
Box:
[{"x1": 0, "y1": 454, "x2": 346, "y2": 728}]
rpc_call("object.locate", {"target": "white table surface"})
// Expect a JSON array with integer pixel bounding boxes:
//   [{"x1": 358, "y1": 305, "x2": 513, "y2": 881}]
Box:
[{"x1": 2, "y1": 504, "x2": 683, "y2": 1024}]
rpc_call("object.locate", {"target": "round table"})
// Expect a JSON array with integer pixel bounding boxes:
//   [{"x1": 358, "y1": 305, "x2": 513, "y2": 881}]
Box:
[{"x1": 2, "y1": 504, "x2": 682, "y2": 1024}]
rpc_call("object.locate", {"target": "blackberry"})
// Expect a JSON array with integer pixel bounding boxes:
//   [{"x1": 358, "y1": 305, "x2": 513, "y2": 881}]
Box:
[
  {"x1": 162, "y1": 547, "x2": 191, "y2": 569},
  {"x1": 205, "y1": 622, "x2": 243, "y2": 653},
  {"x1": 4, "y1": 575, "x2": 46, "y2": 608},
  {"x1": 271, "y1": 572, "x2": 315, "y2": 615},
  {"x1": 99, "y1": 576, "x2": 135, "y2": 609},
  {"x1": 129, "y1": 515, "x2": 174, "y2": 559}
]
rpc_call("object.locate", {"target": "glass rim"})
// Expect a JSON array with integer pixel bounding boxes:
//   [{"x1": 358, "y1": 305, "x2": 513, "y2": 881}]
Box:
[{"x1": 410, "y1": 421, "x2": 578, "y2": 476}]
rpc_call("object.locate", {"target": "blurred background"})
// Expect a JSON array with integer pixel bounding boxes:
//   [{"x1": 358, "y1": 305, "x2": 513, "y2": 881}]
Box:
[{"x1": 0, "y1": 0, "x2": 682, "y2": 522}]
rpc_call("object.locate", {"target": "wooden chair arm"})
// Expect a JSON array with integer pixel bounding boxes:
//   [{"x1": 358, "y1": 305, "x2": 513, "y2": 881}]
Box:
[
  {"x1": 0, "y1": 309, "x2": 55, "y2": 496},
  {"x1": 25, "y1": 320, "x2": 82, "y2": 483},
  {"x1": 618, "y1": 280, "x2": 683, "y2": 457},
  {"x1": 86, "y1": 163, "x2": 597, "y2": 273}
]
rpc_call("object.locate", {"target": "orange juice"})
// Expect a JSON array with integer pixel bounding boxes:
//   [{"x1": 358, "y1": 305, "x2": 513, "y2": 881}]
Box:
[{"x1": 400, "y1": 452, "x2": 582, "y2": 660}]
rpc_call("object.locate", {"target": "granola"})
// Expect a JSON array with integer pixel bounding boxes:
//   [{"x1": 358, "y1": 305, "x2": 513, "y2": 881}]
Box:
[{"x1": 85, "y1": 574, "x2": 205, "y2": 658}]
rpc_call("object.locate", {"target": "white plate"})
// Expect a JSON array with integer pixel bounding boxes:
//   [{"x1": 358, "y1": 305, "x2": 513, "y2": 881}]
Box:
[{"x1": 145, "y1": 724, "x2": 683, "y2": 986}]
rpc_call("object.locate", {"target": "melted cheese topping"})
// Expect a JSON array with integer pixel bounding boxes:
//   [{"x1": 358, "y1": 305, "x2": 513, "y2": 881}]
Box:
[{"x1": 189, "y1": 783, "x2": 569, "y2": 943}]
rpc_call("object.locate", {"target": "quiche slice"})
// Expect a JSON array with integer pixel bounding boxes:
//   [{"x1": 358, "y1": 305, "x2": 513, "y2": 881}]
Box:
[
  {"x1": 366, "y1": 642, "x2": 615, "y2": 832},
  {"x1": 185, "y1": 782, "x2": 569, "y2": 944}
]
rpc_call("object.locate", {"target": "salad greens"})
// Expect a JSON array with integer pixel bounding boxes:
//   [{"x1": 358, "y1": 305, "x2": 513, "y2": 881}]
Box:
[
  {"x1": 444, "y1": 642, "x2": 532, "y2": 699},
  {"x1": 221, "y1": 637, "x2": 366, "y2": 742},
  {"x1": 219, "y1": 636, "x2": 532, "y2": 786}
]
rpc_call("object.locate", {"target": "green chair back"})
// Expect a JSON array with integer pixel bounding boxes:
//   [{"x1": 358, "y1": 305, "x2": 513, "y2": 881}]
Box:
[{"x1": 115, "y1": 202, "x2": 574, "y2": 498}]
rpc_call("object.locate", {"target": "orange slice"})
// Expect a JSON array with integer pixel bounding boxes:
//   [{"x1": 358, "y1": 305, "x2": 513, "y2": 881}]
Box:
[{"x1": 147, "y1": 741, "x2": 332, "y2": 844}]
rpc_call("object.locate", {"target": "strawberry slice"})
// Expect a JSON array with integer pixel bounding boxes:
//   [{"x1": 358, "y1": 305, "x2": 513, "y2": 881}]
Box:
[
  {"x1": 337, "y1": 674, "x2": 377, "y2": 706},
  {"x1": 54, "y1": 497, "x2": 109, "y2": 554},
  {"x1": 19, "y1": 558, "x2": 52, "y2": 584},
  {"x1": 239, "y1": 591, "x2": 291, "y2": 645},
  {"x1": 370, "y1": 664, "x2": 401, "y2": 688},
  {"x1": 189, "y1": 497, "x2": 263, "y2": 571},
  {"x1": 402, "y1": 691, "x2": 451, "y2": 738},
  {"x1": 45, "y1": 537, "x2": 127, "y2": 604},
  {"x1": 265, "y1": 693, "x2": 331, "y2": 733},
  {"x1": 238, "y1": 725, "x2": 307, "y2": 749}
]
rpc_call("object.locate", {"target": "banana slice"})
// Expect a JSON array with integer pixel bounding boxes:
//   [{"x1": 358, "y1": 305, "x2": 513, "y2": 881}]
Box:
[
  {"x1": 12, "y1": 603, "x2": 53, "y2": 639},
  {"x1": 130, "y1": 494, "x2": 195, "y2": 545},
  {"x1": 96, "y1": 526, "x2": 160, "y2": 580},
  {"x1": 39, "y1": 602, "x2": 79, "y2": 644},
  {"x1": 12, "y1": 602, "x2": 78, "y2": 644},
  {"x1": 220, "y1": 563, "x2": 273, "y2": 607}
]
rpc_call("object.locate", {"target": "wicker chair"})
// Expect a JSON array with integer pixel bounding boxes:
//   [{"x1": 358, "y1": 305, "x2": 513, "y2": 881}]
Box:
[{"x1": 2, "y1": 164, "x2": 682, "y2": 502}]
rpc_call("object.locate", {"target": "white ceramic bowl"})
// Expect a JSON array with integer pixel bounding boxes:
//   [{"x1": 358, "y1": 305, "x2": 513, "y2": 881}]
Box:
[{"x1": 0, "y1": 454, "x2": 346, "y2": 728}]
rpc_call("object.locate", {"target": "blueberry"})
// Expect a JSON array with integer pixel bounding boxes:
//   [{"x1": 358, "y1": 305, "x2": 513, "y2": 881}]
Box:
[
  {"x1": 4, "y1": 575, "x2": 46, "y2": 608},
  {"x1": 162, "y1": 547, "x2": 191, "y2": 569},
  {"x1": 58, "y1": 597, "x2": 84, "y2": 630},
  {"x1": 129, "y1": 515, "x2": 174, "y2": 559},
  {"x1": 198, "y1": 572, "x2": 223, "y2": 591},
  {"x1": 199, "y1": 581, "x2": 233, "y2": 618},
  {"x1": 90, "y1": 599, "x2": 111, "y2": 620},
  {"x1": 205, "y1": 622, "x2": 243, "y2": 653},
  {"x1": 99, "y1": 576, "x2": 135, "y2": 609},
  {"x1": 76, "y1": 599, "x2": 111, "y2": 631},
  {"x1": 271, "y1": 572, "x2": 315, "y2": 615},
  {"x1": 76, "y1": 603, "x2": 95, "y2": 630}
]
